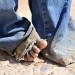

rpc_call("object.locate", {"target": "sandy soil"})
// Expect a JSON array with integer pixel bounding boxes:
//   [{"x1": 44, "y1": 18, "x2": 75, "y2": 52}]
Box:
[{"x1": 71, "y1": 0, "x2": 75, "y2": 22}]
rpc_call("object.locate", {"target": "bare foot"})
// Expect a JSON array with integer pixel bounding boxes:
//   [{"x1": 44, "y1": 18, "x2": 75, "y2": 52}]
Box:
[{"x1": 24, "y1": 39, "x2": 47, "y2": 61}]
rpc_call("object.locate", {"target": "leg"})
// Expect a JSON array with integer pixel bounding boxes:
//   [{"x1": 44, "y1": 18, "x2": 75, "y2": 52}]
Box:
[
  {"x1": 28, "y1": 0, "x2": 75, "y2": 65},
  {"x1": 0, "y1": 0, "x2": 30, "y2": 54},
  {"x1": 0, "y1": 0, "x2": 47, "y2": 61}
]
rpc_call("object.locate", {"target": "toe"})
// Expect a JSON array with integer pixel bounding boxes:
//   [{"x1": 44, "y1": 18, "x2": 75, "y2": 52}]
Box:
[
  {"x1": 30, "y1": 50, "x2": 38, "y2": 58},
  {"x1": 36, "y1": 39, "x2": 47, "y2": 49},
  {"x1": 26, "y1": 52, "x2": 34, "y2": 61},
  {"x1": 32, "y1": 45, "x2": 40, "y2": 54}
]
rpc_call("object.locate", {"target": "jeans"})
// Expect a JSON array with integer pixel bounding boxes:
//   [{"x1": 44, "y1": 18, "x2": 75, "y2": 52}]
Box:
[
  {"x1": 29, "y1": 0, "x2": 75, "y2": 65},
  {"x1": 0, "y1": 0, "x2": 74, "y2": 65},
  {"x1": 0, "y1": 0, "x2": 30, "y2": 54}
]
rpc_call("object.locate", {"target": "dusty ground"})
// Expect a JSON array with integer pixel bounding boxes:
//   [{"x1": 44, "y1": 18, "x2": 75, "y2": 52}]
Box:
[
  {"x1": 0, "y1": 0, "x2": 75, "y2": 75},
  {"x1": 71, "y1": 0, "x2": 75, "y2": 22}
]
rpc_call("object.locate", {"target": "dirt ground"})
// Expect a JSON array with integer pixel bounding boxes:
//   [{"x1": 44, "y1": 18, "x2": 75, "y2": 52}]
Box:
[
  {"x1": 0, "y1": 0, "x2": 75, "y2": 75},
  {"x1": 70, "y1": 0, "x2": 75, "y2": 22}
]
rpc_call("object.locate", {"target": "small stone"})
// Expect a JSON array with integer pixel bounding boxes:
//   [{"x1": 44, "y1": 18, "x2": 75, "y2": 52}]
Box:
[
  {"x1": 34, "y1": 63, "x2": 41, "y2": 67},
  {"x1": 43, "y1": 63, "x2": 47, "y2": 66},
  {"x1": 34, "y1": 57, "x2": 44, "y2": 63},
  {"x1": 40, "y1": 65, "x2": 49, "y2": 72}
]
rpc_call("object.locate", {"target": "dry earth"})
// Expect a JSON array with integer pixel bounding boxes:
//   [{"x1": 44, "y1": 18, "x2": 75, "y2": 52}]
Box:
[{"x1": 0, "y1": 0, "x2": 75, "y2": 75}]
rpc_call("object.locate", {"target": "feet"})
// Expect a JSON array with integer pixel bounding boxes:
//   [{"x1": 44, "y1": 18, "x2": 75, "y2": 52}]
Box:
[{"x1": 24, "y1": 39, "x2": 47, "y2": 61}]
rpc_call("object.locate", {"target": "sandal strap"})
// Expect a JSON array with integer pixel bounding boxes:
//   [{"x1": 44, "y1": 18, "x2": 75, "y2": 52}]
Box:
[{"x1": 14, "y1": 25, "x2": 40, "y2": 60}]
